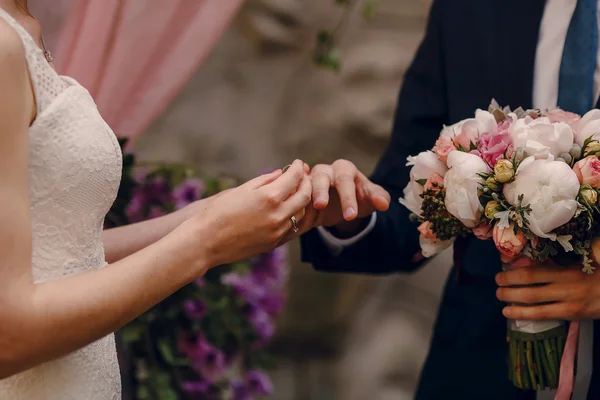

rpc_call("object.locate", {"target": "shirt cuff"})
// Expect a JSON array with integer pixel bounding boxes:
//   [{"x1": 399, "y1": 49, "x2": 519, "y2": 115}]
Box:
[{"x1": 316, "y1": 212, "x2": 377, "y2": 256}]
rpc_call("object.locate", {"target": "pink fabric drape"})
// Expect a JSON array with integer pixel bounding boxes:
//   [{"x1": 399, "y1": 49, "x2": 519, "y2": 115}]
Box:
[{"x1": 53, "y1": 0, "x2": 245, "y2": 140}]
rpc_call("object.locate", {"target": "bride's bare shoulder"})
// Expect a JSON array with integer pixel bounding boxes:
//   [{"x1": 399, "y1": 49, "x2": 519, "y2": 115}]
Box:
[
  {"x1": 0, "y1": 18, "x2": 32, "y2": 128},
  {"x1": 0, "y1": 18, "x2": 26, "y2": 69}
]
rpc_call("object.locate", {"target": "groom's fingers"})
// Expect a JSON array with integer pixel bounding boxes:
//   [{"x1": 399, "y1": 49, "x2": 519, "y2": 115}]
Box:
[
  {"x1": 495, "y1": 265, "x2": 583, "y2": 287},
  {"x1": 496, "y1": 284, "x2": 563, "y2": 305},
  {"x1": 332, "y1": 160, "x2": 359, "y2": 221},
  {"x1": 502, "y1": 302, "x2": 585, "y2": 321},
  {"x1": 311, "y1": 165, "x2": 333, "y2": 209}
]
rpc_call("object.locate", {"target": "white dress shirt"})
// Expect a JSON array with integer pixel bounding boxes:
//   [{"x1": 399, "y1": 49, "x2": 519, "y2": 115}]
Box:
[{"x1": 319, "y1": 1, "x2": 600, "y2": 398}]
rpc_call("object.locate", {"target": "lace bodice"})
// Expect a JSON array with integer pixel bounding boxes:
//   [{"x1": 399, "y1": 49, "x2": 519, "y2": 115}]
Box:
[{"x1": 0, "y1": 9, "x2": 122, "y2": 400}]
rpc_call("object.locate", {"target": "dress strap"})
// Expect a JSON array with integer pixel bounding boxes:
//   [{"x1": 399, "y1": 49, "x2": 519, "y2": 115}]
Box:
[{"x1": 0, "y1": 7, "x2": 58, "y2": 114}]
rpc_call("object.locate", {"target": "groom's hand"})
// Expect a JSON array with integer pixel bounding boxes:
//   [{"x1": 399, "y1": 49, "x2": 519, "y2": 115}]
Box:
[
  {"x1": 307, "y1": 160, "x2": 390, "y2": 237},
  {"x1": 495, "y1": 259, "x2": 600, "y2": 321}
]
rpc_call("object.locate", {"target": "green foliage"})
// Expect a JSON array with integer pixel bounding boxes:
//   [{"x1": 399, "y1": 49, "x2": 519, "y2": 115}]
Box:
[{"x1": 314, "y1": 0, "x2": 380, "y2": 71}]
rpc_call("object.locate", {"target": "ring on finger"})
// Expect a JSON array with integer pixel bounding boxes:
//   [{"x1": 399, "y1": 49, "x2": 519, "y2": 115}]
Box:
[
  {"x1": 282, "y1": 164, "x2": 292, "y2": 173},
  {"x1": 290, "y1": 215, "x2": 300, "y2": 233}
]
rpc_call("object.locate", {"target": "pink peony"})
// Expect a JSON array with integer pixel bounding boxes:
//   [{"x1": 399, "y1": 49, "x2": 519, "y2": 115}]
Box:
[
  {"x1": 472, "y1": 223, "x2": 493, "y2": 240},
  {"x1": 492, "y1": 223, "x2": 527, "y2": 258},
  {"x1": 573, "y1": 156, "x2": 600, "y2": 188},
  {"x1": 497, "y1": 119, "x2": 512, "y2": 131},
  {"x1": 477, "y1": 130, "x2": 513, "y2": 167},
  {"x1": 453, "y1": 123, "x2": 479, "y2": 151},
  {"x1": 417, "y1": 221, "x2": 437, "y2": 240},
  {"x1": 432, "y1": 136, "x2": 456, "y2": 164},
  {"x1": 546, "y1": 109, "x2": 581, "y2": 131},
  {"x1": 424, "y1": 173, "x2": 445, "y2": 191}
]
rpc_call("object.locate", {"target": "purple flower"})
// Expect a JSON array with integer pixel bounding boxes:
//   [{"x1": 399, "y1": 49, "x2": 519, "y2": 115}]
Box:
[
  {"x1": 246, "y1": 371, "x2": 273, "y2": 396},
  {"x1": 246, "y1": 304, "x2": 275, "y2": 342},
  {"x1": 179, "y1": 334, "x2": 227, "y2": 381},
  {"x1": 221, "y1": 273, "x2": 266, "y2": 305},
  {"x1": 173, "y1": 178, "x2": 205, "y2": 210},
  {"x1": 184, "y1": 300, "x2": 207, "y2": 319},
  {"x1": 232, "y1": 380, "x2": 249, "y2": 400},
  {"x1": 125, "y1": 173, "x2": 173, "y2": 222},
  {"x1": 147, "y1": 206, "x2": 166, "y2": 220},
  {"x1": 125, "y1": 194, "x2": 145, "y2": 223},
  {"x1": 133, "y1": 174, "x2": 172, "y2": 206},
  {"x1": 195, "y1": 278, "x2": 206, "y2": 288},
  {"x1": 182, "y1": 380, "x2": 210, "y2": 396},
  {"x1": 259, "y1": 291, "x2": 286, "y2": 315},
  {"x1": 250, "y1": 246, "x2": 288, "y2": 286}
]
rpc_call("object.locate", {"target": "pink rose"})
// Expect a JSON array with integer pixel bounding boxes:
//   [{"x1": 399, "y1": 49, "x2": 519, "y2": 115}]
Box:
[
  {"x1": 432, "y1": 136, "x2": 456, "y2": 164},
  {"x1": 472, "y1": 223, "x2": 493, "y2": 240},
  {"x1": 477, "y1": 131, "x2": 513, "y2": 167},
  {"x1": 424, "y1": 173, "x2": 445, "y2": 191},
  {"x1": 546, "y1": 109, "x2": 581, "y2": 131},
  {"x1": 417, "y1": 221, "x2": 437, "y2": 240},
  {"x1": 573, "y1": 156, "x2": 600, "y2": 188},
  {"x1": 505, "y1": 144, "x2": 515, "y2": 160},
  {"x1": 492, "y1": 223, "x2": 527, "y2": 258}
]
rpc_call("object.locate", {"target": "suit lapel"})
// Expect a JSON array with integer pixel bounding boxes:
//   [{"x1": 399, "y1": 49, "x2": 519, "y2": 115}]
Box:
[{"x1": 491, "y1": 0, "x2": 546, "y2": 109}]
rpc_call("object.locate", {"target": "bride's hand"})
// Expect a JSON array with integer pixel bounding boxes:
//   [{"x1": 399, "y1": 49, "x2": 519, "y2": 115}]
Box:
[{"x1": 184, "y1": 159, "x2": 312, "y2": 268}]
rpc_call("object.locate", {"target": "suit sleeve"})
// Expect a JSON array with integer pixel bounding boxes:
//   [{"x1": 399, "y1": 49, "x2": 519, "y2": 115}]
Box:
[{"x1": 300, "y1": 0, "x2": 449, "y2": 275}]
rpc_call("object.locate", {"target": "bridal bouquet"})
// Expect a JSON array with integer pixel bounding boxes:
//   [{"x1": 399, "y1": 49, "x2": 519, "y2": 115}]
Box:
[{"x1": 400, "y1": 101, "x2": 600, "y2": 390}]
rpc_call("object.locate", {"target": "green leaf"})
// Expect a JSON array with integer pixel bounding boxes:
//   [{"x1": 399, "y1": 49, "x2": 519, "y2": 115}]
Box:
[
  {"x1": 157, "y1": 339, "x2": 189, "y2": 367},
  {"x1": 157, "y1": 388, "x2": 177, "y2": 400},
  {"x1": 157, "y1": 339, "x2": 174, "y2": 363},
  {"x1": 120, "y1": 324, "x2": 145, "y2": 343},
  {"x1": 415, "y1": 179, "x2": 428, "y2": 186},
  {"x1": 316, "y1": 30, "x2": 333, "y2": 45},
  {"x1": 469, "y1": 140, "x2": 477, "y2": 151},
  {"x1": 457, "y1": 143, "x2": 467, "y2": 152},
  {"x1": 137, "y1": 385, "x2": 150, "y2": 400},
  {"x1": 362, "y1": 0, "x2": 379, "y2": 18}
]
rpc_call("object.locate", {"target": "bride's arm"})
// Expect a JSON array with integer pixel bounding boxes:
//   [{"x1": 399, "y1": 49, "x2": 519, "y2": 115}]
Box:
[
  {"x1": 102, "y1": 200, "x2": 207, "y2": 264},
  {"x1": 0, "y1": 27, "x2": 312, "y2": 379}
]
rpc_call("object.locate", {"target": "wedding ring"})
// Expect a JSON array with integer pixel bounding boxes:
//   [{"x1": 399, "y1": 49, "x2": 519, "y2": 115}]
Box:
[
  {"x1": 290, "y1": 215, "x2": 299, "y2": 233},
  {"x1": 282, "y1": 164, "x2": 292, "y2": 173}
]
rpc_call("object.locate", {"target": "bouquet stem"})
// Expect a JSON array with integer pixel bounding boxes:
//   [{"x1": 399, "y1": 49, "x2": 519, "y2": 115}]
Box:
[{"x1": 507, "y1": 325, "x2": 567, "y2": 390}]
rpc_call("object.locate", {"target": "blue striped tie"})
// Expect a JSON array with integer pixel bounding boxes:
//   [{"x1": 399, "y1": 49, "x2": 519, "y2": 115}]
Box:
[{"x1": 557, "y1": 0, "x2": 598, "y2": 115}]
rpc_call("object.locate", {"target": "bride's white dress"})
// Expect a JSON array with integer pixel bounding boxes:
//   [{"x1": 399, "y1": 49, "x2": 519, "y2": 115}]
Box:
[{"x1": 0, "y1": 9, "x2": 122, "y2": 400}]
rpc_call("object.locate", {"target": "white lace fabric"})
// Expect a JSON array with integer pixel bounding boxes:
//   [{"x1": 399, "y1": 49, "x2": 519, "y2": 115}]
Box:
[{"x1": 0, "y1": 9, "x2": 122, "y2": 400}]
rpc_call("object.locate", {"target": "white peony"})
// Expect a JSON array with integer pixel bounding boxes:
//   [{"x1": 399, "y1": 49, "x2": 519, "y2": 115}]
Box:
[
  {"x1": 444, "y1": 151, "x2": 489, "y2": 228},
  {"x1": 420, "y1": 236, "x2": 455, "y2": 258},
  {"x1": 440, "y1": 110, "x2": 498, "y2": 140},
  {"x1": 574, "y1": 109, "x2": 600, "y2": 147},
  {"x1": 399, "y1": 151, "x2": 447, "y2": 216},
  {"x1": 503, "y1": 156, "x2": 580, "y2": 239},
  {"x1": 508, "y1": 116, "x2": 573, "y2": 157}
]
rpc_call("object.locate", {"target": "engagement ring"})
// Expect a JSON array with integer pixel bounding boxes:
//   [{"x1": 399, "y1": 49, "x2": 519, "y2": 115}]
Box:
[{"x1": 290, "y1": 216, "x2": 299, "y2": 233}]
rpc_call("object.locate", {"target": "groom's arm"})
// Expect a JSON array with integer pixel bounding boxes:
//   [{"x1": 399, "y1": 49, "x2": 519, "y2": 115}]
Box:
[{"x1": 301, "y1": 0, "x2": 448, "y2": 275}]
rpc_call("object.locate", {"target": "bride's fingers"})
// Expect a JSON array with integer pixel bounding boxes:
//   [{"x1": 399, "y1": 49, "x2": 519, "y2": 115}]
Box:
[
  {"x1": 278, "y1": 208, "x2": 309, "y2": 244},
  {"x1": 282, "y1": 175, "x2": 312, "y2": 217},
  {"x1": 247, "y1": 170, "x2": 282, "y2": 189},
  {"x1": 264, "y1": 160, "x2": 305, "y2": 200}
]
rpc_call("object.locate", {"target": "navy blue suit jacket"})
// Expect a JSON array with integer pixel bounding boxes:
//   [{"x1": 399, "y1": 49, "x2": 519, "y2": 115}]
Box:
[{"x1": 301, "y1": 1, "x2": 600, "y2": 398}]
